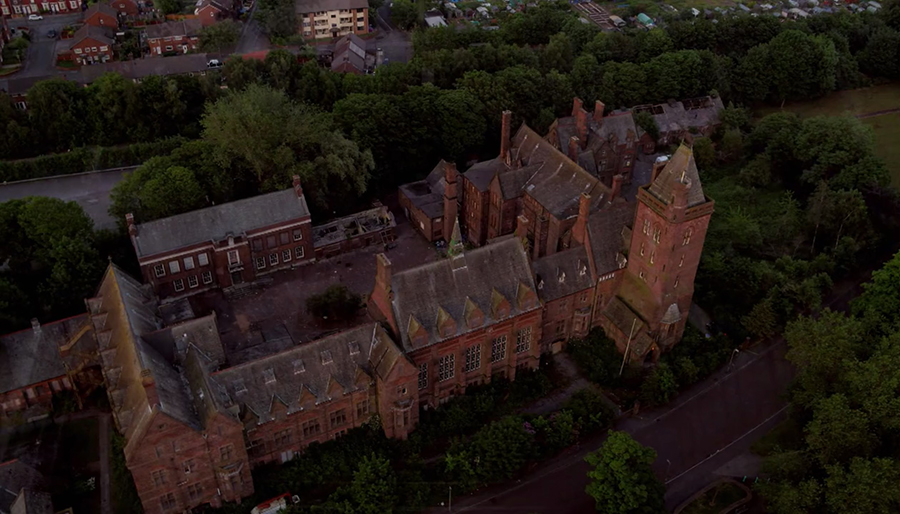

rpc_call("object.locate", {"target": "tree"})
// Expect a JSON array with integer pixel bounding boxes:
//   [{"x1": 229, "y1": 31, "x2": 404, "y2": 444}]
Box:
[
  {"x1": 87, "y1": 73, "x2": 138, "y2": 146},
  {"x1": 640, "y1": 364, "x2": 678, "y2": 406},
  {"x1": 851, "y1": 250, "x2": 900, "y2": 336},
  {"x1": 633, "y1": 111, "x2": 659, "y2": 142},
  {"x1": 585, "y1": 431, "x2": 665, "y2": 514},
  {"x1": 692, "y1": 137, "x2": 715, "y2": 171},
  {"x1": 26, "y1": 78, "x2": 87, "y2": 152},
  {"x1": 390, "y1": 0, "x2": 418, "y2": 31},
  {"x1": 109, "y1": 157, "x2": 210, "y2": 226},
  {"x1": 306, "y1": 285, "x2": 363, "y2": 323},
  {"x1": 332, "y1": 453, "x2": 398, "y2": 514},
  {"x1": 540, "y1": 33, "x2": 574, "y2": 73},
  {"x1": 156, "y1": 0, "x2": 182, "y2": 15},
  {"x1": 199, "y1": 20, "x2": 241, "y2": 52},
  {"x1": 257, "y1": 0, "x2": 298, "y2": 39},
  {"x1": 805, "y1": 394, "x2": 876, "y2": 466},
  {"x1": 444, "y1": 416, "x2": 536, "y2": 490}
]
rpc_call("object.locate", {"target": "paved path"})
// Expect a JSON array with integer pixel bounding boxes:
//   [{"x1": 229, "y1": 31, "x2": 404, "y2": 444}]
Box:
[
  {"x1": 0, "y1": 168, "x2": 133, "y2": 230},
  {"x1": 99, "y1": 413, "x2": 111, "y2": 514},
  {"x1": 521, "y1": 353, "x2": 598, "y2": 416}
]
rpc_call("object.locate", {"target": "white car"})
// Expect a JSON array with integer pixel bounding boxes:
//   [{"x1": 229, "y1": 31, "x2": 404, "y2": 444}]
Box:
[{"x1": 28, "y1": 14, "x2": 43, "y2": 20}]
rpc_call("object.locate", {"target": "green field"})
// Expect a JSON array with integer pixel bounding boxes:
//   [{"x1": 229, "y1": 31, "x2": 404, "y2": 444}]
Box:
[{"x1": 759, "y1": 82, "x2": 900, "y2": 186}]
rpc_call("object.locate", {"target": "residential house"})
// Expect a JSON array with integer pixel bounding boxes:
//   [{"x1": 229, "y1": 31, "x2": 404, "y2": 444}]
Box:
[
  {"x1": 0, "y1": 316, "x2": 96, "y2": 421},
  {"x1": 330, "y1": 33, "x2": 373, "y2": 74},
  {"x1": 144, "y1": 19, "x2": 203, "y2": 56},
  {"x1": 109, "y1": 0, "x2": 139, "y2": 16},
  {"x1": 193, "y1": 0, "x2": 232, "y2": 26},
  {"x1": 296, "y1": 0, "x2": 369, "y2": 39},
  {"x1": 0, "y1": 17, "x2": 9, "y2": 63},
  {"x1": 84, "y1": 2, "x2": 120, "y2": 28},
  {"x1": 0, "y1": 75, "x2": 58, "y2": 110},
  {"x1": 65, "y1": 25, "x2": 115, "y2": 65},
  {"x1": 367, "y1": 234, "x2": 543, "y2": 407},
  {"x1": 78, "y1": 53, "x2": 211, "y2": 84},
  {"x1": 1, "y1": 0, "x2": 80, "y2": 16},
  {"x1": 398, "y1": 160, "x2": 457, "y2": 243},
  {"x1": 126, "y1": 176, "x2": 315, "y2": 299}
]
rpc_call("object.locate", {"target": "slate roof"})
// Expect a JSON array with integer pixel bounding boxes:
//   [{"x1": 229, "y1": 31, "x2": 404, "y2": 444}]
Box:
[
  {"x1": 603, "y1": 296, "x2": 646, "y2": 336},
  {"x1": 131, "y1": 187, "x2": 310, "y2": 258},
  {"x1": 463, "y1": 157, "x2": 507, "y2": 192},
  {"x1": 497, "y1": 165, "x2": 537, "y2": 200},
  {"x1": 595, "y1": 111, "x2": 637, "y2": 143},
  {"x1": 294, "y1": 0, "x2": 367, "y2": 14},
  {"x1": 331, "y1": 33, "x2": 368, "y2": 73},
  {"x1": 586, "y1": 200, "x2": 634, "y2": 275},
  {"x1": 646, "y1": 143, "x2": 706, "y2": 208},
  {"x1": 649, "y1": 96, "x2": 724, "y2": 134},
  {"x1": 145, "y1": 19, "x2": 202, "y2": 39},
  {"x1": 78, "y1": 53, "x2": 210, "y2": 83},
  {"x1": 400, "y1": 161, "x2": 448, "y2": 219},
  {"x1": 0, "y1": 316, "x2": 89, "y2": 393},
  {"x1": 68, "y1": 24, "x2": 114, "y2": 48},
  {"x1": 389, "y1": 237, "x2": 539, "y2": 351},
  {"x1": 84, "y1": 2, "x2": 118, "y2": 18},
  {"x1": 10, "y1": 489, "x2": 54, "y2": 514},
  {"x1": 211, "y1": 324, "x2": 401, "y2": 423},
  {"x1": 0, "y1": 461, "x2": 45, "y2": 514},
  {"x1": 532, "y1": 246, "x2": 594, "y2": 302}
]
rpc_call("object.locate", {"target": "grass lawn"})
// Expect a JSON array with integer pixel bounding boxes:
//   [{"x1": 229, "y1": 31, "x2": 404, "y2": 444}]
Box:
[
  {"x1": 750, "y1": 415, "x2": 803, "y2": 456},
  {"x1": 0, "y1": 65, "x2": 21, "y2": 76},
  {"x1": 756, "y1": 82, "x2": 900, "y2": 186},
  {"x1": 680, "y1": 481, "x2": 749, "y2": 514}
]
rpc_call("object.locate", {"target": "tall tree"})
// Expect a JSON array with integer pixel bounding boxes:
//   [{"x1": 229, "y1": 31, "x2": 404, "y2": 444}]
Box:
[{"x1": 584, "y1": 431, "x2": 665, "y2": 514}]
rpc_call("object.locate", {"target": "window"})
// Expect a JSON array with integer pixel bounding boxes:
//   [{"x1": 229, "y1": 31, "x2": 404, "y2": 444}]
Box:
[
  {"x1": 169, "y1": 260, "x2": 180, "y2": 274},
  {"x1": 91, "y1": 47, "x2": 98, "y2": 52},
  {"x1": 649, "y1": 252, "x2": 655, "y2": 265},
  {"x1": 187, "y1": 483, "x2": 203, "y2": 501},
  {"x1": 274, "y1": 429, "x2": 292, "y2": 446},
  {"x1": 295, "y1": 246, "x2": 305, "y2": 259},
  {"x1": 75, "y1": 48, "x2": 83, "y2": 54},
  {"x1": 293, "y1": 359, "x2": 306, "y2": 374},
  {"x1": 188, "y1": 275, "x2": 199, "y2": 288},
  {"x1": 173, "y1": 279, "x2": 185, "y2": 292},
  {"x1": 516, "y1": 327, "x2": 532, "y2": 354},
  {"x1": 674, "y1": 276, "x2": 680, "y2": 288},
  {"x1": 280, "y1": 232, "x2": 290, "y2": 245},
  {"x1": 464, "y1": 344, "x2": 481, "y2": 372},
  {"x1": 682, "y1": 228, "x2": 693, "y2": 246},
  {"x1": 282, "y1": 249, "x2": 292, "y2": 262},
  {"x1": 256, "y1": 257, "x2": 266, "y2": 270},
  {"x1": 330, "y1": 409, "x2": 347, "y2": 428},
  {"x1": 202, "y1": 271, "x2": 213, "y2": 284},
  {"x1": 182, "y1": 459, "x2": 195, "y2": 474},
  {"x1": 228, "y1": 250, "x2": 240, "y2": 266},
  {"x1": 293, "y1": 229, "x2": 303, "y2": 241},
  {"x1": 160, "y1": 493, "x2": 177, "y2": 511},
  {"x1": 491, "y1": 335, "x2": 507, "y2": 363},
  {"x1": 165, "y1": 45, "x2": 173, "y2": 51},
  {"x1": 266, "y1": 235, "x2": 277, "y2": 248},
  {"x1": 302, "y1": 420, "x2": 321, "y2": 438},
  {"x1": 269, "y1": 253, "x2": 279, "y2": 266},
  {"x1": 639, "y1": 271, "x2": 646, "y2": 282},
  {"x1": 151, "y1": 469, "x2": 166, "y2": 487},
  {"x1": 642, "y1": 219, "x2": 651, "y2": 235},
  {"x1": 639, "y1": 243, "x2": 645, "y2": 257},
  {"x1": 653, "y1": 227, "x2": 661, "y2": 243},
  {"x1": 555, "y1": 320, "x2": 566, "y2": 335},
  {"x1": 418, "y1": 363, "x2": 428, "y2": 390},
  {"x1": 220, "y1": 445, "x2": 233, "y2": 461},
  {"x1": 198, "y1": 253, "x2": 209, "y2": 266},
  {"x1": 252, "y1": 238, "x2": 263, "y2": 251},
  {"x1": 679, "y1": 254, "x2": 685, "y2": 268},
  {"x1": 263, "y1": 368, "x2": 276, "y2": 384},
  {"x1": 356, "y1": 399, "x2": 370, "y2": 418},
  {"x1": 438, "y1": 354, "x2": 455, "y2": 381},
  {"x1": 154, "y1": 264, "x2": 165, "y2": 277}
]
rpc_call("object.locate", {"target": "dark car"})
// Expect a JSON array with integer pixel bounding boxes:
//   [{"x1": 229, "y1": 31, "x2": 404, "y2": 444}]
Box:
[{"x1": 46, "y1": 29, "x2": 57, "y2": 39}]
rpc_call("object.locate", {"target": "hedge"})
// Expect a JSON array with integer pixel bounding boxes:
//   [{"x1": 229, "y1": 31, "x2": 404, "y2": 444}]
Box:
[{"x1": 0, "y1": 137, "x2": 187, "y2": 183}]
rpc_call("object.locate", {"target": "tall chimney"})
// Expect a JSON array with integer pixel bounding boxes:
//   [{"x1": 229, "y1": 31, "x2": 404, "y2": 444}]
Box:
[
  {"x1": 368, "y1": 253, "x2": 398, "y2": 333},
  {"x1": 125, "y1": 213, "x2": 137, "y2": 237},
  {"x1": 500, "y1": 110, "x2": 512, "y2": 161},
  {"x1": 571, "y1": 97, "x2": 583, "y2": 117},
  {"x1": 442, "y1": 161, "x2": 458, "y2": 242},
  {"x1": 515, "y1": 214, "x2": 530, "y2": 241},
  {"x1": 292, "y1": 175, "x2": 303, "y2": 198},
  {"x1": 568, "y1": 136, "x2": 580, "y2": 161},
  {"x1": 611, "y1": 174, "x2": 624, "y2": 201},
  {"x1": 575, "y1": 104, "x2": 588, "y2": 145},
  {"x1": 593, "y1": 100, "x2": 605, "y2": 122},
  {"x1": 571, "y1": 193, "x2": 590, "y2": 246}
]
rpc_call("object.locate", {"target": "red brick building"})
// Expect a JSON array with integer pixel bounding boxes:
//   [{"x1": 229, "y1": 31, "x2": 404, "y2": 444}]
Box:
[
  {"x1": 193, "y1": 0, "x2": 232, "y2": 26},
  {"x1": 0, "y1": 316, "x2": 98, "y2": 421},
  {"x1": 632, "y1": 96, "x2": 725, "y2": 154},
  {"x1": 1, "y1": 0, "x2": 80, "y2": 16},
  {"x1": 311, "y1": 205, "x2": 397, "y2": 261},
  {"x1": 126, "y1": 176, "x2": 315, "y2": 299},
  {"x1": 398, "y1": 160, "x2": 457, "y2": 243},
  {"x1": 368, "y1": 234, "x2": 543, "y2": 407},
  {"x1": 65, "y1": 25, "x2": 115, "y2": 65},
  {"x1": 109, "y1": 0, "x2": 139, "y2": 16},
  {"x1": 144, "y1": 19, "x2": 202, "y2": 56},
  {"x1": 84, "y1": 2, "x2": 120, "y2": 28}
]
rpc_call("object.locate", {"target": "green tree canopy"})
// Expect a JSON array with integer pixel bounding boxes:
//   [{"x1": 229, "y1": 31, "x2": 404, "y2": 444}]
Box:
[
  {"x1": 584, "y1": 431, "x2": 665, "y2": 514},
  {"x1": 199, "y1": 20, "x2": 241, "y2": 52}
]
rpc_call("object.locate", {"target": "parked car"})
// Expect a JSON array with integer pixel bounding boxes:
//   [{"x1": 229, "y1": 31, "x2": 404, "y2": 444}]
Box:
[
  {"x1": 207, "y1": 59, "x2": 223, "y2": 68},
  {"x1": 28, "y1": 14, "x2": 43, "y2": 20},
  {"x1": 47, "y1": 29, "x2": 57, "y2": 38}
]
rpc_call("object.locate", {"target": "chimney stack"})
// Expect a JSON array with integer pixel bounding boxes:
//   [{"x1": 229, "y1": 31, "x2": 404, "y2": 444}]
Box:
[
  {"x1": 31, "y1": 318, "x2": 41, "y2": 333},
  {"x1": 500, "y1": 110, "x2": 512, "y2": 161},
  {"x1": 367, "y1": 253, "x2": 398, "y2": 333},
  {"x1": 611, "y1": 175, "x2": 624, "y2": 202},
  {"x1": 571, "y1": 97, "x2": 583, "y2": 117},
  {"x1": 593, "y1": 100, "x2": 605, "y2": 122},
  {"x1": 575, "y1": 106, "x2": 588, "y2": 146},
  {"x1": 292, "y1": 175, "x2": 303, "y2": 198},
  {"x1": 125, "y1": 213, "x2": 137, "y2": 237},
  {"x1": 515, "y1": 214, "x2": 530, "y2": 241},
  {"x1": 443, "y1": 161, "x2": 458, "y2": 242},
  {"x1": 571, "y1": 193, "x2": 590, "y2": 246},
  {"x1": 568, "y1": 136, "x2": 580, "y2": 161}
]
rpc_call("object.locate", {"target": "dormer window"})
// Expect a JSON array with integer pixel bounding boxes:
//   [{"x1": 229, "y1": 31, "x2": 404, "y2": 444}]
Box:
[
  {"x1": 538, "y1": 279, "x2": 544, "y2": 290},
  {"x1": 293, "y1": 359, "x2": 305, "y2": 374},
  {"x1": 348, "y1": 341, "x2": 360, "y2": 355},
  {"x1": 558, "y1": 271, "x2": 566, "y2": 284},
  {"x1": 321, "y1": 350, "x2": 333, "y2": 364},
  {"x1": 234, "y1": 379, "x2": 247, "y2": 394},
  {"x1": 263, "y1": 368, "x2": 276, "y2": 384}
]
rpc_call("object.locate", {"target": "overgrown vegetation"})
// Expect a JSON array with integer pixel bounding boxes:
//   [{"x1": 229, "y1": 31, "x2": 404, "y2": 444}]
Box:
[
  {"x1": 305, "y1": 285, "x2": 364, "y2": 323},
  {"x1": 111, "y1": 432, "x2": 144, "y2": 513}
]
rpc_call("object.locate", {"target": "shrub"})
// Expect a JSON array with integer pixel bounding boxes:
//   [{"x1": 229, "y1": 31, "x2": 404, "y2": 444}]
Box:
[
  {"x1": 566, "y1": 330, "x2": 623, "y2": 387},
  {"x1": 562, "y1": 389, "x2": 615, "y2": 435},
  {"x1": 640, "y1": 363, "x2": 678, "y2": 406},
  {"x1": 306, "y1": 285, "x2": 363, "y2": 322}
]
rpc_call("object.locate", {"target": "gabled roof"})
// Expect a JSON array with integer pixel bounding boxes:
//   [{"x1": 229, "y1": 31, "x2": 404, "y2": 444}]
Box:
[
  {"x1": 389, "y1": 237, "x2": 538, "y2": 351},
  {"x1": 586, "y1": 200, "x2": 634, "y2": 275},
  {"x1": 0, "y1": 316, "x2": 88, "y2": 393},
  {"x1": 145, "y1": 19, "x2": 203, "y2": 39},
  {"x1": 131, "y1": 187, "x2": 310, "y2": 258},
  {"x1": 211, "y1": 324, "x2": 400, "y2": 423},
  {"x1": 85, "y1": 2, "x2": 118, "y2": 18},
  {"x1": 79, "y1": 52, "x2": 210, "y2": 83},
  {"x1": 194, "y1": 0, "x2": 231, "y2": 11},
  {"x1": 497, "y1": 164, "x2": 537, "y2": 200},
  {"x1": 331, "y1": 33, "x2": 368, "y2": 73},
  {"x1": 399, "y1": 161, "x2": 447, "y2": 219},
  {"x1": 646, "y1": 143, "x2": 706, "y2": 207},
  {"x1": 68, "y1": 24, "x2": 114, "y2": 48},
  {"x1": 594, "y1": 111, "x2": 637, "y2": 144},
  {"x1": 532, "y1": 246, "x2": 594, "y2": 302},
  {"x1": 0, "y1": 460, "x2": 46, "y2": 514},
  {"x1": 463, "y1": 157, "x2": 507, "y2": 192}
]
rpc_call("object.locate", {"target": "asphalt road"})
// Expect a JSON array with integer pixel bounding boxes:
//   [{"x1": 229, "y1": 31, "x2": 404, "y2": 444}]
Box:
[
  {"x1": 0, "y1": 168, "x2": 133, "y2": 230},
  {"x1": 13, "y1": 14, "x2": 83, "y2": 78},
  {"x1": 235, "y1": 2, "x2": 270, "y2": 55}
]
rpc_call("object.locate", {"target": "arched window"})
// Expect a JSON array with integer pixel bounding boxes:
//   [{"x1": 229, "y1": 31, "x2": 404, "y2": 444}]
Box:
[{"x1": 682, "y1": 228, "x2": 693, "y2": 246}]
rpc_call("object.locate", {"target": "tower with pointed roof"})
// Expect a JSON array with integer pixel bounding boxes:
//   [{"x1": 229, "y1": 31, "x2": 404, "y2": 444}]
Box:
[{"x1": 611, "y1": 143, "x2": 714, "y2": 358}]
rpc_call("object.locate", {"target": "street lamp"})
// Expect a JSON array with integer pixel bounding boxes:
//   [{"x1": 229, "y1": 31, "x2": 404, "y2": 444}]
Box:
[
  {"x1": 728, "y1": 348, "x2": 740, "y2": 368},
  {"x1": 448, "y1": 485, "x2": 452, "y2": 512}
]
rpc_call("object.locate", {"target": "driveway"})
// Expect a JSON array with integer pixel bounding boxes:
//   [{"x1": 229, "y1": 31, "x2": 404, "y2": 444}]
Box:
[
  {"x1": 13, "y1": 14, "x2": 83, "y2": 78},
  {"x1": 235, "y1": 3, "x2": 271, "y2": 55},
  {"x1": 0, "y1": 168, "x2": 133, "y2": 230}
]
